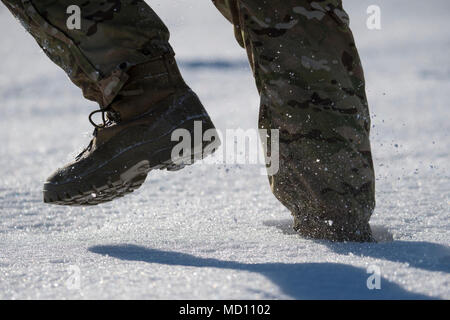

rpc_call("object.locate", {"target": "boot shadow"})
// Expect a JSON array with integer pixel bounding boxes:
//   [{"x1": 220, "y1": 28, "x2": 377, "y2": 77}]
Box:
[
  {"x1": 89, "y1": 244, "x2": 434, "y2": 299},
  {"x1": 264, "y1": 219, "x2": 450, "y2": 274}
]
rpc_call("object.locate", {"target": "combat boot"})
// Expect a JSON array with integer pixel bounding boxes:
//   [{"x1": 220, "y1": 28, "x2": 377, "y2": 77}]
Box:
[{"x1": 43, "y1": 54, "x2": 220, "y2": 205}]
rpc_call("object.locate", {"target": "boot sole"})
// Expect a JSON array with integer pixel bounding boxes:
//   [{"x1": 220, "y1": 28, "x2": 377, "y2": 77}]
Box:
[{"x1": 43, "y1": 136, "x2": 219, "y2": 206}]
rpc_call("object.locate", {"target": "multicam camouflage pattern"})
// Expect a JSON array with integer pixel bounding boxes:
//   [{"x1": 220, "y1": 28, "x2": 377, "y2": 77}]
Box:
[
  {"x1": 214, "y1": 0, "x2": 376, "y2": 241},
  {"x1": 2, "y1": 0, "x2": 375, "y2": 241},
  {"x1": 1, "y1": 0, "x2": 172, "y2": 107}
]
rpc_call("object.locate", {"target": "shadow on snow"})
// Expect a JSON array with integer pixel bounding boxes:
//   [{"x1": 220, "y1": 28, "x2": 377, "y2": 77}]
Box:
[
  {"x1": 264, "y1": 219, "x2": 450, "y2": 274},
  {"x1": 89, "y1": 244, "x2": 434, "y2": 300}
]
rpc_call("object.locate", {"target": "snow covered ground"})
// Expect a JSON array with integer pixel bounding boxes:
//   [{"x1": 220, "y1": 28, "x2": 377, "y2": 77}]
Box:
[{"x1": 0, "y1": 0, "x2": 449, "y2": 299}]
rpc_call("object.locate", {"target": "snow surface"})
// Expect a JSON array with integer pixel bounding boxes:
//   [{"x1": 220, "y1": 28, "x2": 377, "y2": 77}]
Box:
[{"x1": 0, "y1": 0, "x2": 449, "y2": 299}]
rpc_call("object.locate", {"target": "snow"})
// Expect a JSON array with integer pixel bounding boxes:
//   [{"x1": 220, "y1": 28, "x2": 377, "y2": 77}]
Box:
[{"x1": 0, "y1": 0, "x2": 449, "y2": 299}]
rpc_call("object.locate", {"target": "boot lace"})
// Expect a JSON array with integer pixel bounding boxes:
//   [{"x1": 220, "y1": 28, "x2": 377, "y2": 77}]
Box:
[
  {"x1": 88, "y1": 106, "x2": 120, "y2": 129},
  {"x1": 75, "y1": 107, "x2": 121, "y2": 160}
]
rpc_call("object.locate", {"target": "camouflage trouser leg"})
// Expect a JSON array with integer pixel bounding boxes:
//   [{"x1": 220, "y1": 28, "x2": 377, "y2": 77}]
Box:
[
  {"x1": 213, "y1": 0, "x2": 376, "y2": 241},
  {"x1": 1, "y1": 0, "x2": 173, "y2": 107}
]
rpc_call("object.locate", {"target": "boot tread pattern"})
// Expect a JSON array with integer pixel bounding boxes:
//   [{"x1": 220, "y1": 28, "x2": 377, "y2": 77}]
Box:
[{"x1": 43, "y1": 147, "x2": 215, "y2": 206}]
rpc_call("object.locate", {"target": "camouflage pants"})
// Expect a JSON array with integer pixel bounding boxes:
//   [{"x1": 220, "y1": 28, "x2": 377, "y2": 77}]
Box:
[{"x1": 2, "y1": 0, "x2": 375, "y2": 241}]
